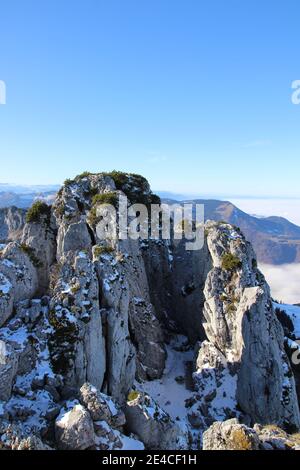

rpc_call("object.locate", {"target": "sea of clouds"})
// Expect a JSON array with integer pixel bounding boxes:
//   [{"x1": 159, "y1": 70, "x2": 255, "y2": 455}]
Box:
[{"x1": 260, "y1": 263, "x2": 300, "y2": 304}]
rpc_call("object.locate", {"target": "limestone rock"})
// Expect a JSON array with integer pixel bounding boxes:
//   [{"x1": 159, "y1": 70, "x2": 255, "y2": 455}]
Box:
[
  {"x1": 0, "y1": 207, "x2": 26, "y2": 243},
  {"x1": 0, "y1": 272, "x2": 14, "y2": 327},
  {"x1": 21, "y1": 216, "x2": 56, "y2": 294},
  {"x1": 0, "y1": 242, "x2": 38, "y2": 307},
  {"x1": 49, "y1": 252, "x2": 106, "y2": 391},
  {"x1": 55, "y1": 403, "x2": 95, "y2": 450},
  {"x1": 79, "y1": 382, "x2": 125, "y2": 428},
  {"x1": 125, "y1": 391, "x2": 187, "y2": 450},
  {"x1": 203, "y1": 419, "x2": 260, "y2": 450},
  {"x1": 198, "y1": 222, "x2": 300, "y2": 430},
  {"x1": 0, "y1": 340, "x2": 18, "y2": 400}
]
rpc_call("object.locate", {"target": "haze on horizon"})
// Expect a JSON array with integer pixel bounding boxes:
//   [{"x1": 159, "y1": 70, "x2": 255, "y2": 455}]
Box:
[{"x1": 0, "y1": 1, "x2": 300, "y2": 198}]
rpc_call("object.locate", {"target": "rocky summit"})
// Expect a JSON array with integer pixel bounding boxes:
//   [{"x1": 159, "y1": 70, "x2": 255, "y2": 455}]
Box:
[{"x1": 0, "y1": 171, "x2": 299, "y2": 451}]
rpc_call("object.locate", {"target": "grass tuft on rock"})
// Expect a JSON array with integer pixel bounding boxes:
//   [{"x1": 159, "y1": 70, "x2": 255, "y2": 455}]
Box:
[
  {"x1": 221, "y1": 253, "x2": 242, "y2": 272},
  {"x1": 26, "y1": 201, "x2": 51, "y2": 225}
]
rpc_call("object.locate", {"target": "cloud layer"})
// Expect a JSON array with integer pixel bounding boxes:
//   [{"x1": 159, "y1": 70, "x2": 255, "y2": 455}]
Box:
[{"x1": 260, "y1": 263, "x2": 300, "y2": 304}]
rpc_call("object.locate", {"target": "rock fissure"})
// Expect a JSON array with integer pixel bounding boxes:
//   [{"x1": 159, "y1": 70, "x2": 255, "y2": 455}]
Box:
[{"x1": 0, "y1": 172, "x2": 299, "y2": 450}]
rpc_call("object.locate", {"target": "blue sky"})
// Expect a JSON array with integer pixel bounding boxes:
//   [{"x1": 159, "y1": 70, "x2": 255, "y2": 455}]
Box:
[{"x1": 0, "y1": 0, "x2": 300, "y2": 197}]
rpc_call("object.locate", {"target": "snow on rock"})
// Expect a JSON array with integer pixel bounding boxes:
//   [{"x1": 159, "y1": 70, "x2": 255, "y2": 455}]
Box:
[
  {"x1": 79, "y1": 382, "x2": 125, "y2": 428},
  {"x1": 138, "y1": 335, "x2": 194, "y2": 423},
  {"x1": 55, "y1": 403, "x2": 95, "y2": 450},
  {"x1": 125, "y1": 385, "x2": 189, "y2": 450},
  {"x1": 274, "y1": 302, "x2": 300, "y2": 339}
]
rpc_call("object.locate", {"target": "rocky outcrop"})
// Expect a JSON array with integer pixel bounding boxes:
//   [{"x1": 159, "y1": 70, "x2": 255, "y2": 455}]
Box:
[
  {"x1": 0, "y1": 243, "x2": 39, "y2": 327},
  {"x1": 125, "y1": 391, "x2": 187, "y2": 450},
  {"x1": 21, "y1": 215, "x2": 56, "y2": 294},
  {"x1": 191, "y1": 222, "x2": 300, "y2": 430},
  {"x1": 79, "y1": 382, "x2": 125, "y2": 428},
  {"x1": 0, "y1": 341, "x2": 18, "y2": 401},
  {"x1": 55, "y1": 403, "x2": 95, "y2": 450},
  {"x1": 203, "y1": 419, "x2": 300, "y2": 451},
  {"x1": 203, "y1": 419, "x2": 260, "y2": 450},
  {"x1": 0, "y1": 207, "x2": 26, "y2": 243},
  {"x1": 0, "y1": 172, "x2": 299, "y2": 451},
  {"x1": 48, "y1": 251, "x2": 106, "y2": 391},
  {"x1": 51, "y1": 173, "x2": 166, "y2": 401}
]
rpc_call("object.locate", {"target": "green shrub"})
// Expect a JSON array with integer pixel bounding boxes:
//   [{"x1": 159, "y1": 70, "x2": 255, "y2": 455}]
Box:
[
  {"x1": 64, "y1": 178, "x2": 75, "y2": 187},
  {"x1": 221, "y1": 253, "x2": 242, "y2": 271},
  {"x1": 76, "y1": 171, "x2": 92, "y2": 180},
  {"x1": 94, "y1": 245, "x2": 114, "y2": 258},
  {"x1": 20, "y1": 244, "x2": 43, "y2": 268},
  {"x1": 127, "y1": 390, "x2": 140, "y2": 402},
  {"x1": 48, "y1": 309, "x2": 79, "y2": 374},
  {"x1": 104, "y1": 171, "x2": 160, "y2": 206},
  {"x1": 88, "y1": 192, "x2": 118, "y2": 227},
  {"x1": 26, "y1": 201, "x2": 51, "y2": 225},
  {"x1": 92, "y1": 192, "x2": 118, "y2": 207}
]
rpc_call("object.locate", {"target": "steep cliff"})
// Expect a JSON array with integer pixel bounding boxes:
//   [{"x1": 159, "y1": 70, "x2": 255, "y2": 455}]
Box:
[{"x1": 0, "y1": 172, "x2": 299, "y2": 450}]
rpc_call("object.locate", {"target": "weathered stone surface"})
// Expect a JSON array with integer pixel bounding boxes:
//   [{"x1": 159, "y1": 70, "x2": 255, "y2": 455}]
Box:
[
  {"x1": 95, "y1": 237, "x2": 166, "y2": 399},
  {"x1": 236, "y1": 286, "x2": 300, "y2": 429},
  {"x1": 253, "y1": 423, "x2": 300, "y2": 450},
  {"x1": 49, "y1": 252, "x2": 106, "y2": 391},
  {"x1": 0, "y1": 173, "x2": 300, "y2": 450},
  {"x1": 0, "y1": 207, "x2": 26, "y2": 243},
  {"x1": 57, "y1": 221, "x2": 92, "y2": 261},
  {"x1": 197, "y1": 222, "x2": 300, "y2": 430},
  {"x1": 55, "y1": 403, "x2": 95, "y2": 450},
  {"x1": 21, "y1": 216, "x2": 56, "y2": 294},
  {"x1": 0, "y1": 340, "x2": 18, "y2": 401},
  {"x1": 203, "y1": 419, "x2": 260, "y2": 450},
  {"x1": 125, "y1": 391, "x2": 187, "y2": 450},
  {"x1": 0, "y1": 272, "x2": 14, "y2": 327},
  {"x1": 79, "y1": 382, "x2": 125, "y2": 428},
  {"x1": 0, "y1": 242, "x2": 38, "y2": 304}
]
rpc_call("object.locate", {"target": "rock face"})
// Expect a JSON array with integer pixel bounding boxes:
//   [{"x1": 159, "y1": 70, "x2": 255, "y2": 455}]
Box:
[
  {"x1": 203, "y1": 419, "x2": 300, "y2": 451},
  {"x1": 55, "y1": 403, "x2": 95, "y2": 450},
  {"x1": 0, "y1": 207, "x2": 26, "y2": 243},
  {"x1": 79, "y1": 382, "x2": 125, "y2": 427},
  {"x1": 49, "y1": 174, "x2": 166, "y2": 401},
  {"x1": 0, "y1": 243, "x2": 39, "y2": 327},
  {"x1": 203, "y1": 419, "x2": 260, "y2": 450},
  {"x1": 0, "y1": 171, "x2": 299, "y2": 451},
  {"x1": 0, "y1": 341, "x2": 18, "y2": 401},
  {"x1": 125, "y1": 391, "x2": 187, "y2": 450},
  {"x1": 48, "y1": 251, "x2": 106, "y2": 392},
  {"x1": 192, "y1": 222, "x2": 300, "y2": 431},
  {"x1": 21, "y1": 215, "x2": 56, "y2": 294}
]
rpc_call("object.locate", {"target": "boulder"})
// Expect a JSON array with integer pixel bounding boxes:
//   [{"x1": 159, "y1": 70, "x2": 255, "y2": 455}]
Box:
[
  {"x1": 203, "y1": 419, "x2": 260, "y2": 450},
  {"x1": 0, "y1": 340, "x2": 18, "y2": 401},
  {"x1": 79, "y1": 382, "x2": 125, "y2": 428},
  {"x1": 125, "y1": 391, "x2": 187, "y2": 450},
  {"x1": 55, "y1": 403, "x2": 95, "y2": 450}
]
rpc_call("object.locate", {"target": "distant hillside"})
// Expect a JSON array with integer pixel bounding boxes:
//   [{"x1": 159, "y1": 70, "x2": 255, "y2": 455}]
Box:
[
  {"x1": 1, "y1": 185, "x2": 300, "y2": 264},
  {"x1": 163, "y1": 198, "x2": 300, "y2": 265},
  {"x1": 0, "y1": 184, "x2": 59, "y2": 208}
]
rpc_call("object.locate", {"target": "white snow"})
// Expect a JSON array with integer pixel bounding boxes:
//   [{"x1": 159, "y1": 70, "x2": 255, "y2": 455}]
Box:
[
  {"x1": 0, "y1": 325, "x2": 29, "y2": 349},
  {"x1": 274, "y1": 302, "x2": 300, "y2": 338},
  {"x1": 138, "y1": 335, "x2": 194, "y2": 423},
  {"x1": 56, "y1": 401, "x2": 81, "y2": 425},
  {"x1": 1, "y1": 259, "x2": 15, "y2": 268},
  {"x1": 0, "y1": 273, "x2": 12, "y2": 295}
]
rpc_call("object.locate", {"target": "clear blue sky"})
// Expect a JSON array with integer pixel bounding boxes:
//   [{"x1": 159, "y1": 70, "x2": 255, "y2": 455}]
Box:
[{"x1": 0, "y1": 0, "x2": 300, "y2": 197}]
